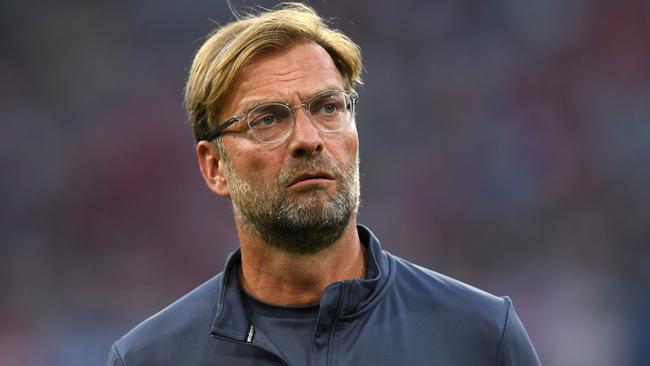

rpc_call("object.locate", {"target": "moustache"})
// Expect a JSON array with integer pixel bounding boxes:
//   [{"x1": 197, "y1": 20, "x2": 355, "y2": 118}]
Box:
[{"x1": 278, "y1": 156, "x2": 344, "y2": 187}]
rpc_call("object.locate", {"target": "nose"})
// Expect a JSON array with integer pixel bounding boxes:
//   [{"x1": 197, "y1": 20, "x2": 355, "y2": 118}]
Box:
[{"x1": 288, "y1": 107, "x2": 323, "y2": 158}]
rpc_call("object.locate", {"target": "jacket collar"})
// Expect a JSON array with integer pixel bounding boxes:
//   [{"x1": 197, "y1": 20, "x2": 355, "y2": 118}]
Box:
[{"x1": 209, "y1": 224, "x2": 395, "y2": 341}]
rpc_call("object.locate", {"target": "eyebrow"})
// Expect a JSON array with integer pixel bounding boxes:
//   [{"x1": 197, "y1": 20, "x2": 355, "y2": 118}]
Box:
[{"x1": 239, "y1": 86, "x2": 344, "y2": 113}]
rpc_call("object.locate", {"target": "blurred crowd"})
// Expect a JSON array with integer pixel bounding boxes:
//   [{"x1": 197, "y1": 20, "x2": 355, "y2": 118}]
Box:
[{"x1": 1, "y1": 1, "x2": 649, "y2": 365}]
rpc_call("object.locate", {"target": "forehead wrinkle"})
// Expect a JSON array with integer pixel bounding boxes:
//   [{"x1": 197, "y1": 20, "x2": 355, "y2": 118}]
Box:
[
  {"x1": 224, "y1": 43, "x2": 345, "y2": 117},
  {"x1": 238, "y1": 84, "x2": 345, "y2": 112}
]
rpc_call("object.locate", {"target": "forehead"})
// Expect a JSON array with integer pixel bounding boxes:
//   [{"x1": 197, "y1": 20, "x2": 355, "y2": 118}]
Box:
[{"x1": 223, "y1": 42, "x2": 345, "y2": 115}]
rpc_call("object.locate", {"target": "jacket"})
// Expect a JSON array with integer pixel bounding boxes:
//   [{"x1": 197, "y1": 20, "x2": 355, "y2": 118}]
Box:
[{"x1": 108, "y1": 225, "x2": 540, "y2": 365}]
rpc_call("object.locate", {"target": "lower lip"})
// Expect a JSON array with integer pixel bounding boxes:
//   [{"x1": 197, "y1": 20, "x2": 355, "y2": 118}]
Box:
[{"x1": 289, "y1": 178, "x2": 334, "y2": 189}]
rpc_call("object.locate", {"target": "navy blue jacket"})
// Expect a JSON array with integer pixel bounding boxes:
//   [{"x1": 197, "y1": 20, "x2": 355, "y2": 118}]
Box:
[{"x1": 108, "y1": 226, "x2": 540, "y2": 365}]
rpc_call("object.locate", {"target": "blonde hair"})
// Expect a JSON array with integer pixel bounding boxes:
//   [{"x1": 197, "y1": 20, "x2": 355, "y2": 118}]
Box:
[{"x1": 184, "y1": 2, "x2": 363, "y2": 142}]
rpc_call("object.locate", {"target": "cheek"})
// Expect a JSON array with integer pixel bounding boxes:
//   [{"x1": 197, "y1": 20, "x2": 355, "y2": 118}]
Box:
[
  {"x1": 246, "y1": 158, "x2": 273, "y2": 180},
  {"x1": 334, "y1": 130, "x2": 359, "y2": 163},
  {"x1": 230, "y1": 143, "x2": 285, "y2": 182}
]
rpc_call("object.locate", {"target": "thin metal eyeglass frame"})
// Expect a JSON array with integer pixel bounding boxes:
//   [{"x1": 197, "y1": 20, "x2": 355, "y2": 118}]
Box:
[{"x1": 202, "y1": 90, "x2": 358, "y2": 144}]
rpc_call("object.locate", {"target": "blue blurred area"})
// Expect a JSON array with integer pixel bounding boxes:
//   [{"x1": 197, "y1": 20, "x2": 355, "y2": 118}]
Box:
[{"x1": 1, "y1": 1, "x2": 649, "y2": 365}]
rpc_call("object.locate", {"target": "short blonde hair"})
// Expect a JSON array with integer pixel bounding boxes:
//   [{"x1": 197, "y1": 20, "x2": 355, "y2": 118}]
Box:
[{"x1": 184, "y1": 2, "x2": 363, "y2": 142}]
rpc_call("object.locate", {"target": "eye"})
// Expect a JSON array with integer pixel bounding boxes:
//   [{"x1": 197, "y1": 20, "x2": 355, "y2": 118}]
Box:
[
  {"x1": 248, "y1": 104, "x2": 292, "y2": 130},
  {"x1": 312, "y1": 96, "x2": 345, "y2": 117},
  {"x1": 321, "y1": 102, "x2": 338, "y2": 114},
  {"x1": 251, "y1": 114, "x2": 277, "y2": 127}
]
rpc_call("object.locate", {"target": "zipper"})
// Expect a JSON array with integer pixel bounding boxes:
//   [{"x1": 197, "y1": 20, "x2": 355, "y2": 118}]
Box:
[
  {"x1": 209, "y1": 332, "x2": 288, "y2": 366},
  {"x1": 325, "y1": 283, "x2": 347, "y2": 366}
]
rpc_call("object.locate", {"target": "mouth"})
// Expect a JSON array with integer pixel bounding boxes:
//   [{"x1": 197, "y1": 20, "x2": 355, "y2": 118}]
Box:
[{"x1": 288, "y1": 171, "x2": 335, "y2": 188}]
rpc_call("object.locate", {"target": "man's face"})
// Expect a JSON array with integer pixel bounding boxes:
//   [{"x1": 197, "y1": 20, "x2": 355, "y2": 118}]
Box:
[{"x1": 216, "y1": 42, "x2": 360, "y2": 254}]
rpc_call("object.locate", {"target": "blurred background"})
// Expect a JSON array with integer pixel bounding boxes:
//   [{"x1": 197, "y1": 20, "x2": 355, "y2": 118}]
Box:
[{"x1": 1, "y1": 0, "x2": 649, "y2": 364}]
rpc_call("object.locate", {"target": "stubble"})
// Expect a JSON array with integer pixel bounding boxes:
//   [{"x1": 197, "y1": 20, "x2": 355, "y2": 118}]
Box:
[{"x1": 224, "y1": 153, "x2": 360, "y2": 255}]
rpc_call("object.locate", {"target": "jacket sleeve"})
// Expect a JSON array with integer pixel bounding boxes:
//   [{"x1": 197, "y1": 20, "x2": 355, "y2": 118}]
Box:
[
  {"x1": 107, "y1": 343, "x2": 126, "y2": 366},
  {"x1": 497, "y1": 298, "x2": 541, "y2": 366}
]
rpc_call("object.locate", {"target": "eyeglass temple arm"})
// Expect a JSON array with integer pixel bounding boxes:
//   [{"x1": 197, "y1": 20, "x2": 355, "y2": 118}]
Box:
[{"x1": 202, "y1": 116, "x2": 242, "y2": 142}]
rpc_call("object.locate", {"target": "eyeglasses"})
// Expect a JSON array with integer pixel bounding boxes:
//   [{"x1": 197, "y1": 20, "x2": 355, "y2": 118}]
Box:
[{"x1": 202, "y1": 90, "x2": 358, "y2": 144}]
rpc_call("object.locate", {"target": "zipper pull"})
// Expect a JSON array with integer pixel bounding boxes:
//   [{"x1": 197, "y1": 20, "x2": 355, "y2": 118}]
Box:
[{"x1": 245, "y1": 323, "x2": 255, "y2": 343}]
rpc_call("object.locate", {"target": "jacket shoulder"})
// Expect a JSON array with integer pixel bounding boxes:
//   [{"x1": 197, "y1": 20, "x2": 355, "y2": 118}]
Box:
[
  {"x1": 393, "y1": 254, "x2": 503, "y2": 301},
  {"x1": 367, "y1": 253, "x2": 539, "y2": 365},
  {"x1": 110, "y1": 274, "x2": 223, "y2": 364},
  {"x1": 390, "y1": 254, "x2": 510, "y2": 329}
]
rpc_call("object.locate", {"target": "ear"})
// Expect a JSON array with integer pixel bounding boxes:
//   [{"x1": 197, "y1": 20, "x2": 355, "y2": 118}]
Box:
[{"x1": 196, "y1": 140, "x2": 230, "y2": 197}]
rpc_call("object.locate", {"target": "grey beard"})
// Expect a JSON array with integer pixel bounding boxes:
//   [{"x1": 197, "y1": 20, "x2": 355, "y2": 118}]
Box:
[{"x1": 225, "y1": 154, "x2": 360, "y2": 255}]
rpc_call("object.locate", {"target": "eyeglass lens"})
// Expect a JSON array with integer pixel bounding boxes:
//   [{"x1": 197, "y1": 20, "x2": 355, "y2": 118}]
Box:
[{"x1": 247, "y1": 91, "x2": 353, "y2": 143}]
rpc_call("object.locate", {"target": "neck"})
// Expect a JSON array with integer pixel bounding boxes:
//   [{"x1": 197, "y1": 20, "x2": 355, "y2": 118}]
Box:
[{"x1": 236, "y1": 219, "x2": 365, "y2": 306}]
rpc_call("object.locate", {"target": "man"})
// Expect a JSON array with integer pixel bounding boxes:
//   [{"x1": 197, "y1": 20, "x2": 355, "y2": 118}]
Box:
[{"x1": 108, "y1": 3, "x2": 540, "y2": 365}]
